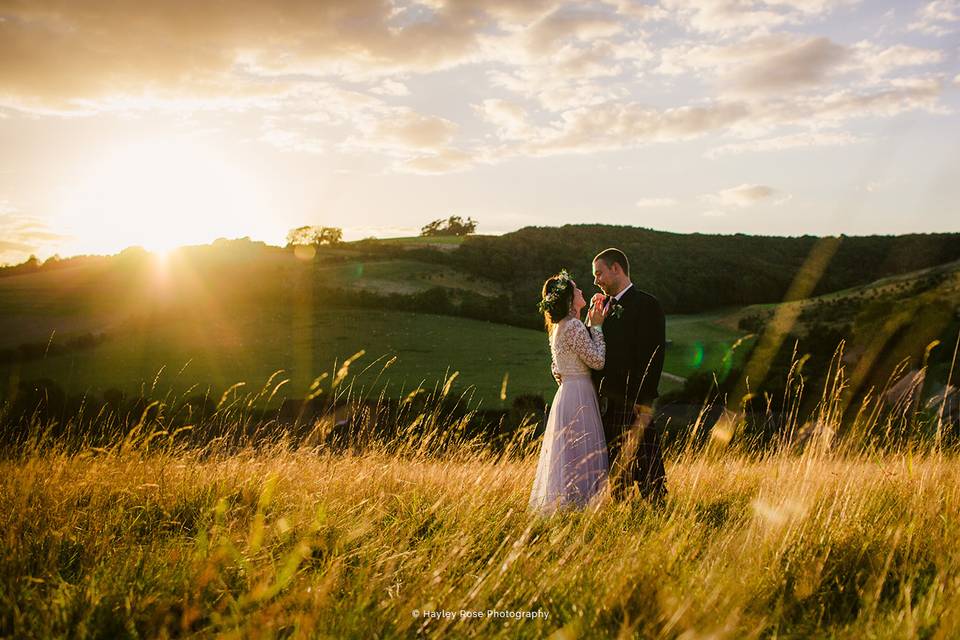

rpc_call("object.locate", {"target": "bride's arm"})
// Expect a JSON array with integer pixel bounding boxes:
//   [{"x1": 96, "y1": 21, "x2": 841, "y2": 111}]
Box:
[
  {"x1": 569, "y1": 320, "x2": 605, "y2": 370},
  {"x1": 551, "y1": 352, "x2": 561, "y2": 385}
]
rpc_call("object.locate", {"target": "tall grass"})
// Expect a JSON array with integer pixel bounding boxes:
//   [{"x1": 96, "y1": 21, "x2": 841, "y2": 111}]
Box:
[{"x1": 2, "y1": 348, "x2": 959, "y2": 638}]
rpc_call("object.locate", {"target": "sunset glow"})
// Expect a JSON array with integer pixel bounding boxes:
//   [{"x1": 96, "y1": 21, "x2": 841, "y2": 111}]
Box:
[
  {"x1": 51, "y1": 138, "x2": 272, "y2": 256},
  {"x1": 0, "y1": 1, "x2": 958, "y2": 265}
]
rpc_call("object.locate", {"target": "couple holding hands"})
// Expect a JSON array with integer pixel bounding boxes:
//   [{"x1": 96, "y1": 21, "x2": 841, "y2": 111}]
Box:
[{"x1": 529, "y1": 248, "x2": 667, "y2": 515}]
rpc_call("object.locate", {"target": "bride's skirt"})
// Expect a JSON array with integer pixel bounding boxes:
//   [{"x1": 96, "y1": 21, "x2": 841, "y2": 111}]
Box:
[{"x1": 529, "y1": 373, "x2": 609, "y2": 515}]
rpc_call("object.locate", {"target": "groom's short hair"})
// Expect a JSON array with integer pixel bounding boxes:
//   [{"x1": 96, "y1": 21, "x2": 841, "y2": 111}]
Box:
[{"x1": 594, "y1": 248, "x2": 630, "y2": 277}]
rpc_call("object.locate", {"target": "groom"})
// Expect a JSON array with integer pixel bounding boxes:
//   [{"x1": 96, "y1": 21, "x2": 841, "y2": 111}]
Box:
[{"x1": 588, "y1": 248, "x2": 667, "y2": 504}]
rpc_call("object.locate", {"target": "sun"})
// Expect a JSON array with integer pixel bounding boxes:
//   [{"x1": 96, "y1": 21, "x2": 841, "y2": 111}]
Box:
[{"x1": 53, "y1": 137, "x2": 270, "y2": 256}]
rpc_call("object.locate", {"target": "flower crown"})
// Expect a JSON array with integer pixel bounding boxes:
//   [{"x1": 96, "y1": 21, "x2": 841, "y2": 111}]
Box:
[{"x1": 537, "y1": 269, "x2": 573, "y2": 315}]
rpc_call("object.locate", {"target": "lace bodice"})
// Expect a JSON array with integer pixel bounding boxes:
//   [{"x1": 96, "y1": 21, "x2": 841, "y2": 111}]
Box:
[{"x1": 550, "y1": 318, "x2": 605, "y2": 378}]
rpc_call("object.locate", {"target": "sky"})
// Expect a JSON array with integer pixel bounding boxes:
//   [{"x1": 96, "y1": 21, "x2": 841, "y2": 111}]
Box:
[{"x1": 0, "y1": 0, "x2": 958, "y2": 264}]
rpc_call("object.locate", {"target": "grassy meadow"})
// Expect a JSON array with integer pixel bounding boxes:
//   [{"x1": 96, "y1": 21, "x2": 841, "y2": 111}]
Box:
[
  {"x1": 2, "y1": 338, "x2": 958, "y2": 639},
  {"x1": 5, "y1": 236, "x2": 958, "y2": 637},
  {"x1": 3, "y1": 415, "x2": 959, "y2": 639}
]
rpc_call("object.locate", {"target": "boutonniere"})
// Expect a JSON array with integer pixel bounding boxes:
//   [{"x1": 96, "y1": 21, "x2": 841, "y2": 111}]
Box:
[{"x1": 609, "y1": 302, "x2": 624, "y2": 319}]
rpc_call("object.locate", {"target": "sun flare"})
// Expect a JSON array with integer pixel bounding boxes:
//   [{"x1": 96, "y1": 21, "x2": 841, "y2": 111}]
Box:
[{"x1": 53, "y1": 137, "x2": 271, "y2": 256}]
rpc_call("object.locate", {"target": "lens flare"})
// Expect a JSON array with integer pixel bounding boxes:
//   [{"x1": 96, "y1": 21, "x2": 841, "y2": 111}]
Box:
[{"x1": 690, "y1": 341, "x2": 704, "y2": 369}]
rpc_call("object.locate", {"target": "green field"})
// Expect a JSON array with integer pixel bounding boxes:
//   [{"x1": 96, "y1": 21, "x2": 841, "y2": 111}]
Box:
[
  {"x1": 313, "y1": 259, "x2": 500, "y2": 296},
  {"x1": 1, "y1": 309, "x2": 555, "y2": 407},
  {"x1": 662, "y1": 311, "x2": 751, "y2": 381},
  {"x1": 0, "y1": 243, "x2": 752, "y2": 405},
  {"x1": 1, "y1": 302, "x2": 748, "y2": 405},
  {"x1": 375, "y1": 235, "x2": 467, "y2": 247}
]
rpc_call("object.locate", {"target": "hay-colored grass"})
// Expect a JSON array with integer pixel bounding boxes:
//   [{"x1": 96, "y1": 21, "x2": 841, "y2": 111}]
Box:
[{"x1": 3, "y1": 438, "x2": 959, "y2": 638}]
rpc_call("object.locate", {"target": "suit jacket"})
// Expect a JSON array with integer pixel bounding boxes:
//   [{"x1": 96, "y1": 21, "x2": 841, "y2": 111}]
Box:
[{"x1": 590, "y1": 285, "x2": 665, "y2": 407}]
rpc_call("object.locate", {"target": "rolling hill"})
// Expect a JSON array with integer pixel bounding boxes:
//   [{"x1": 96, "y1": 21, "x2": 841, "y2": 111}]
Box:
[
  {"x1": 693, "y1": 258, "x2": 960, "y2": 417},
  {"x1": 0, "y1": 238, "x2": 748, "y2": 405},
  {"x1": 6, "y1": 225, "x2": 957, "y2": 410},
  {"x1": 453, "y1": 225, "x2": 960, "y2": 317}
]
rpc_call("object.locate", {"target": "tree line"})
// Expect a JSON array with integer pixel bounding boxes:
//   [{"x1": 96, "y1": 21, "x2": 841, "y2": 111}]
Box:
[{"x1": 451, "y1": 225, "x2": 960, "y2": 315}]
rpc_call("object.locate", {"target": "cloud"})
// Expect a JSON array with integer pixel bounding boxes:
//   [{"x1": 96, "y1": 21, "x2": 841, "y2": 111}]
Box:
[
  {"x1": 518, "y1": 101, "x2": 752, "y2": 155},
  {"x1": 399, "y1": 149, "x2": 476, "y2": 174},
  {"x1": 849, "y1": 43, "x2": 945, "y2": 80},
  {"x1": 252, "y1": 84, "x2": 386, "y2": 154},
  {"x1": 657, "y1": 34, "x2": 944, "y2": 99},
  {"x1": 606, "y1": 0, "x2": 670, "y2": 21},
  {"x1": 730, "y1": 37, "x2": 851, "y2": 95},
  {"x1": 255, "y1": 84, "x2": 467, "y2": 166},
  {"x1": 636, "y1": 197, "x2": 678, "y2": 207},
  {"x1": 0, "y1": 0, "x2": 952, "y2": 179},
  {"x1": 0, "y1": 239, "x2": 37, "y2": 254},
  {"x1": 661, "y1": 0, "x2": 859, "y2": 34},
  {"x1": 766, "y1": 0, "x2": 859, "y2": 11},
  {"x1": 366, "y1": 110, "x2": 458, "y2": 151},
  {"x1": 477, "y1": 8, "x2": 657, "y2": 113},
  {"x1": 476, "y1": 99, "x2": 534, "y2": 140},
  {"x1": 370, "y1": 80, "x2": 411, "y2": 97},
  {"x1": 705, "y1": 130, "x2": 861, "y2": 158},
  {"x1": 663, "y1": 0, "x2": 796, "y2": 33},
  {"x1": 0, "y1": 0, "x2": 666, "y2": 119},
  {"x1": 702, "y1": 184, "x2": 788, "y2": 207},
  {"x1": 908, "y1": 0, "x2": 959, "y2": 36},
  {"x1": 259, "y1": 125, "x2": 327, "y2": 155},
  {"x1": 0, "y1": 0, "x2": 565, "y2": 110},
  {"x1": 523, "y1": 8, "x2": 624, "y2": 56},
  {"x1": 339, "y1": 105, "x2": 473, "y2": 172},
  {"x1": 482, "y1": 76, "x2": 941, "y2": 158},
  {"x1": 658, "y1": 34, "x2": 851, "y2": 96},
  {"x1": 789, "y1": 80, "x2": 944, "y2": 121},
  {"x1": 487, "y1": 66, "x2": 628, "y2": 112},
  {"x1": 0, "y1": 211, "x2": 69, "y2": 264}
]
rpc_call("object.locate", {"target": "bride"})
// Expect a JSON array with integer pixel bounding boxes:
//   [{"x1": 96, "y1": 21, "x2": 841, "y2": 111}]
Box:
[{"x1": 529, "y1": 269, "x2": 610, "y2": 515}]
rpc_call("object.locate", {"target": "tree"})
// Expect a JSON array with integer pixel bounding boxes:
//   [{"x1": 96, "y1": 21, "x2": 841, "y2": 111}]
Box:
[
  {"x1": 286, "y1": 225, "x2": 343, "y2": 247},
  {"x1": 420, "y1": 215, "x2": 477, "y2": 237},
  {"x1": 420, "y1": 219, "x2": 444, "y2": 237},
  {"x1": 321, "y1": 227, "x2": 343, "y2": 244}
]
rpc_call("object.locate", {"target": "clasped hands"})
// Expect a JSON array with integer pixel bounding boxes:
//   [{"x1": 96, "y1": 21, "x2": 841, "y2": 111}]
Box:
[
  {"x1": 587, "y1": 293, "x2": 611, "y2": 327},
  {"x1": 552, "y1": 295, "x2": 611, "y2": 386}
]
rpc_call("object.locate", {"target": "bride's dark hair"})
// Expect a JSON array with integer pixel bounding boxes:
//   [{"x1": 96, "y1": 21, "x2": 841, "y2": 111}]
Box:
[{"x1": 540, "y1": 273, "x2": 575, "y2": 332}]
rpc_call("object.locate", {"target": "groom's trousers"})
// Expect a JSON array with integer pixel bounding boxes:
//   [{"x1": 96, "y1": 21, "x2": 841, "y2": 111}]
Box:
[{"x1": 601, "y1": 400, "x2": 667, "y2": 504}]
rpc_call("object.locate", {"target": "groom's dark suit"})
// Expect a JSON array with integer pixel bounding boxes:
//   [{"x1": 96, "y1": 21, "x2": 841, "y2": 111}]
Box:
[{"x1": 590, "y1": 285, "x2": 667, "y2": 502}]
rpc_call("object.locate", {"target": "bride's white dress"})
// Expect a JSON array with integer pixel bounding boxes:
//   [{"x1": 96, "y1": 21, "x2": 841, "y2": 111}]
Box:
[{"x1": 529, "y1": 317, "x2": 609, "y2": 514}]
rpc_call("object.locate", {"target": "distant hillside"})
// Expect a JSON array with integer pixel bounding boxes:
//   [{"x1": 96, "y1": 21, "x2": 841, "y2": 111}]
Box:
[
  {"x1": 453, "y1": 225, "x2": 960, "y2": 316},
  {"x1": 4, "y1": 228, "x2": 957, "y2": 415},
  {"x1": 0, "y1": 239, "x2": 503, "y2": 348},
  {"x1": 668, "y1": 259, "x2": 960, "y2": 430},
  {"x1": 727, "y1": 258, "x2": 960, "y2": 336},
  {"x1": 739, "y1": 257, "x2": 960, "y2": 387}
]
